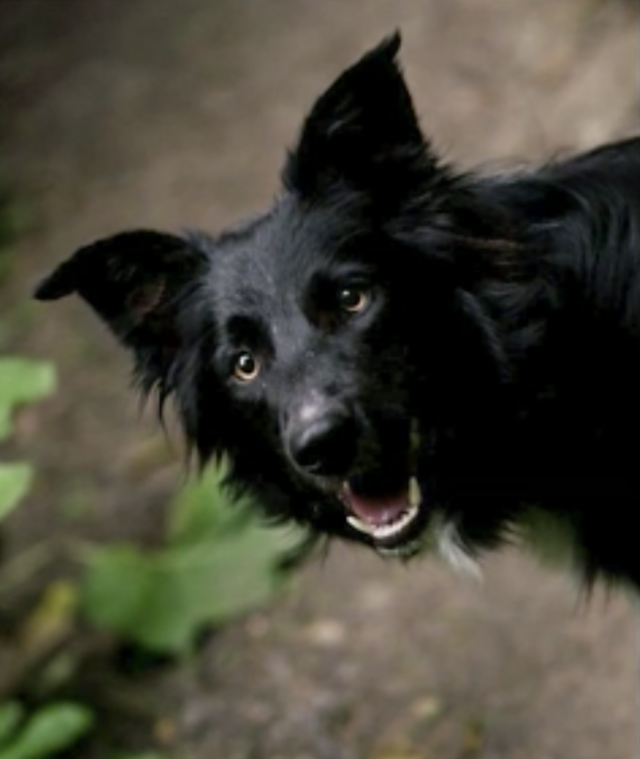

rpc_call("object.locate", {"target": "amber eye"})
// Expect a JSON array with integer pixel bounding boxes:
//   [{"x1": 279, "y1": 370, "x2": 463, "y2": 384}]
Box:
[
  {"x1": 233, "y1": 351, "x2": 260, "y2": 382},
  {"x1": 338, "y1": 287, "x2": 370, "y2": 314}
]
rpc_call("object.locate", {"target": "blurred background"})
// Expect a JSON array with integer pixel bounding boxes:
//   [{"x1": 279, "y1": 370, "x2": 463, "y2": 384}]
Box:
[{"x1": 0, "y1": 1, "x2": 638, "y2": 757}]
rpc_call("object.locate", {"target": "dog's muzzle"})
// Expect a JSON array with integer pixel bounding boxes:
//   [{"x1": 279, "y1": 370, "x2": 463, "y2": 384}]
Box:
[{"x1": 287, "y1": 402, "x2": 426, "y2": 554}]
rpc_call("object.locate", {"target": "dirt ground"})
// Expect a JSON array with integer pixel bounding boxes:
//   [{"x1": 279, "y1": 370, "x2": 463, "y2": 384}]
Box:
[{"x1": 1, "y1": 1, "x2": 639, "y2": 757}]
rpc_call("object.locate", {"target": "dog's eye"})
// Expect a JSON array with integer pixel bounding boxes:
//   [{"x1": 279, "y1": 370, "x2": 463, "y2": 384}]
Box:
[
  {"x1": 338, "y1": 287, "x2": 370, "y2": 315},
  {"x1": 232, "y1": 351, "x2": 260, "y2": 382}
]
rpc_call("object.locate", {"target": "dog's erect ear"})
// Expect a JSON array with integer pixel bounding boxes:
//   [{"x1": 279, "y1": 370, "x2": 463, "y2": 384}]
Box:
[
  {"x1": 34, "y1": 230, "x2": 209, "y2": 372},
  {"x1": 284, "y1": 32, "x2": 438, "y2": 197}
]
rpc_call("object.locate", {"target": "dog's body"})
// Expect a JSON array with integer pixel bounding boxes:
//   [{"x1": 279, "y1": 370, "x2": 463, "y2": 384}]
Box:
[{"x1": 37, "y1": 35, "x2": 640, "y2": 587}]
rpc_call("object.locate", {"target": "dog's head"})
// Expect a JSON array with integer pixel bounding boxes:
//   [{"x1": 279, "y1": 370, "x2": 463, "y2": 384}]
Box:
[{"x1": 35, "y1": 35, "x2": 514, "y2": 563}]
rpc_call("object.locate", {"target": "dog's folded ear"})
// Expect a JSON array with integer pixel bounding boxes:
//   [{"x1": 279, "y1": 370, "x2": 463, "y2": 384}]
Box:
[
  {"x1": 34, "y1": 230, "x2": 208, "y2": 358},
  {"x1": 284, "y1": 32, "x2": 439, "y2": 198}
]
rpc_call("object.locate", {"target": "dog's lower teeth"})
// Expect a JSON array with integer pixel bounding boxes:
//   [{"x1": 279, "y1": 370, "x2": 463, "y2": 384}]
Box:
[
  {"x1": 372, "y1": 504, "x2": 419, "y2": 539},
  {"x1": 346, "y1": 514, "x2": 375, "y2": 535},
  {"x1": 344, "y1": 471, "x2": 422, "y2": 543},
  {"x1": 347, "y1": 503, "x2": 419, "y2": 541}
]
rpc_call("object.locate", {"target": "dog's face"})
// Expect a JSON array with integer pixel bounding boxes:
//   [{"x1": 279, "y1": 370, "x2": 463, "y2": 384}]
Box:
[
  {"x1": 202, "y1": 189, "x2": 447, "y2": 555},
  {"x1": 36, "y1": 35, "x2": 508, "y2": 562}
]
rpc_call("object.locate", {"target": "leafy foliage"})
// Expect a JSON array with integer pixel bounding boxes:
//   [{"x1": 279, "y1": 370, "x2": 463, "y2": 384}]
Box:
[
  {"x1": 0, "y1": 357, "x2": 56, "y2": 522},
  {"x1": 0, "y1": 343, "x2": 296, "y2": 755},
  {"x1": 0, "y1": 358, "x2": 57, "y2": 442},
  {"x1": 0, "y1": 463, "x2": 32, "y2": 522},
  {"x1": 81, "y1": 465, "x2": 302, "y2": 655},
  {"x1": 0, "y1": 702, "x2": 94, "y2": 759}
]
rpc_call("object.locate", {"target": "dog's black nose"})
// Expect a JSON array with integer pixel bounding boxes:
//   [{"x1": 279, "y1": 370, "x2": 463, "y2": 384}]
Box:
[{"x1": 289, "y1": 407, "x2": 357, "y2": 478}]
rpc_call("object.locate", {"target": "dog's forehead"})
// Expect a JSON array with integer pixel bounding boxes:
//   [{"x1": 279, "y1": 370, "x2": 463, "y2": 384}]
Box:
[{"x1": 210, "y1": 196, "x2": 368, "y2": 311}]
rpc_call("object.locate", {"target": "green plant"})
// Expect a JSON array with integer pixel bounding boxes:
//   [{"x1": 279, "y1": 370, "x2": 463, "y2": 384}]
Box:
[
  {"x1": 0, "y1": 357, "x2": 56, "y2": 519},
  {"x1": 0, "y1": 357, "x2": 95, "y2": 758},
  {"x1": 0, "y1": 197, "x2": 169, "y2": 758},
  {"x1": 0, "y1": 328, "x2": 299, "y2": 753},
  {"x1": 81, "y1": 464, "x2": 303, "y2": 655},
  {"x1": 0, "y1": 701, "x2": 94, "y2": 759}
]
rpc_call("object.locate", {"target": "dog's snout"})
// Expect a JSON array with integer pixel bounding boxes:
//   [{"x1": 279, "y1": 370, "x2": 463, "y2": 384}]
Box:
[{"x1": 289, "y1": 405, "x2": 357, "y2": 478}]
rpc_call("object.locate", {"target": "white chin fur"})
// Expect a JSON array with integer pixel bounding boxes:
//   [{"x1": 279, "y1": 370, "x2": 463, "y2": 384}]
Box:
[{"x1": 434, "y1": 518, "x2": 483, "y2": 580}]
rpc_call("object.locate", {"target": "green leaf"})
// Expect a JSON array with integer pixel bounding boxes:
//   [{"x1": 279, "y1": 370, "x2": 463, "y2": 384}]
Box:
[
  {"x1": 0, "y1": 701, "x2": 24, "y2": 747},
  {"x1": 0, "y1": 463, "x2": 32, "y2": 521},
  {"x1": 0, "y1": 358, "x2": 56, "y2": 407},
  {"x1": 0, "y1": 702, "x2": 94, "y2": 759},
  {"x1": 109, "y1": 754, "x2": 167, "y2": 759},
  {"x1": 166, "y1": 462, "x2": 251, "y2": 544},
  {"x1": 81, "y1": 521, "x2": 294, "y2": 654},
  {"x1": 0, "y1": 358, "x2": 56, "y2": 442},
  {"x1": 82, "y1": 459, "x2": 304, "y2": 655}
]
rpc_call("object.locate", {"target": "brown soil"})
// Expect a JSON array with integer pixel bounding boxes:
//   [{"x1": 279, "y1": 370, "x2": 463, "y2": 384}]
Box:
[{"x1": 0, "y1": 1, "x2": 638, "y2": 757}]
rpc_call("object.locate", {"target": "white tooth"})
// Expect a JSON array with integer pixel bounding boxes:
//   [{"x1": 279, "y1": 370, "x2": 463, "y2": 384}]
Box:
[
  {"x1": 373, "y1": 522, "x2": 399, "y2": 539},
  {"x1": 409, "y1": 476, "x2": 421, "y2": 508},
  {"x1": 346, "y1": 514, "x2": 375, "y2": 535},
  {"x1": 345, "y1": 498, "x2": 421, "y2": 542},
  {"x1": 371, "y1": 503, "x2": 419, "y2": 540}
]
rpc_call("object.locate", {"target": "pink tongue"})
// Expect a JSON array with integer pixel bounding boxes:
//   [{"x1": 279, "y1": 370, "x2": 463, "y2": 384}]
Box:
[{"x1": 342, "y1": 485, "x2": 409, "y2": 527}]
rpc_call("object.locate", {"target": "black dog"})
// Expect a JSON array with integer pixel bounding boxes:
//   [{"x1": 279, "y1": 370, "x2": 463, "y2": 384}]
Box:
[{"x1": 36, "y1": 35, "x2": 640, "y2": 587}]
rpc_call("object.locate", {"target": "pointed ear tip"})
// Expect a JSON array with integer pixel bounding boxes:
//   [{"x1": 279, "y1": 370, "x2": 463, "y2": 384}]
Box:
[
  {"x1": 387, "y1": 30, "x2": 402, "y2": 52},
  {"x1": 376, "y1": 30, "x2": 402, "y2": 60},
  {"x1": 32, "y1": 283, "x2": 48, "y2": 300},
  {"x1": 33, "y1": 282, "x2": 65, "y2": 301},
  {"x1": 33, "y1": 270, "x2": 76, "y2": 301}
]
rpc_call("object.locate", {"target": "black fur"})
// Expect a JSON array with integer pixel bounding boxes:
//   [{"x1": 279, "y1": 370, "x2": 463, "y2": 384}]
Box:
[{"x1": 36, "y1": 34, "x2": 640, "y2": 587}]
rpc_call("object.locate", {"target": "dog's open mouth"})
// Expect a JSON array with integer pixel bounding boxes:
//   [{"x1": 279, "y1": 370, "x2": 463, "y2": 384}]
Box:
[
  {"x1": 335, "y1": 419, "x2": 426, "y2": 552},
  {"x1": 339, "y1": 475, "x2": 423, "y2": 547}
]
